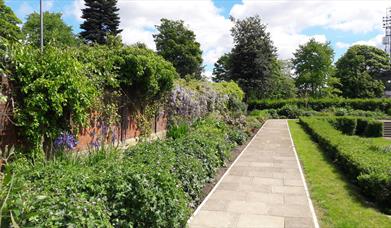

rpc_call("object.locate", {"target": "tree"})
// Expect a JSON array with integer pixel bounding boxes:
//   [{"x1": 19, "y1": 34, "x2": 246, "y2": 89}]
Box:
[
  {"x1": 22, "y1": 12, "x2": 77, "y2": 47},
  {"x1": 153, "y1": 19, "x2": 203, "y2": 79},
  {"x1": 80, "y1": 0, "x2": 122, "y2": 44},
  {"x1": 292, "y1": 39, "x2": 335, "y2": 97},
  {"x1": 213, "y1": 52, "x2": 232, "y2": 82},
  {"x1": 264, "y1": 59, "x2": 297, "y2": 99},
  {"x1": 0, "y1": 0, "x2": 22, "y2": 42},
  {"x1": 335, "y1": 45, "x2": 390, "y2": 98},
  {"x1": 229, "y1": 15, "x2": 277, "y2": 100}
]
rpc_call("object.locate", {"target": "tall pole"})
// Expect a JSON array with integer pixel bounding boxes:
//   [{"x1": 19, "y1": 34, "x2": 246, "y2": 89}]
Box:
[{"x1": 40, "y1": 0, "x2": 43, "y2": 52}]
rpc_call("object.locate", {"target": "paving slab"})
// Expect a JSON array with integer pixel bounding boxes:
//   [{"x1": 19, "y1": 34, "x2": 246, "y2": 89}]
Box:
[{"x1": 188, "y1": 120, "x2": 319, "y2": 228}]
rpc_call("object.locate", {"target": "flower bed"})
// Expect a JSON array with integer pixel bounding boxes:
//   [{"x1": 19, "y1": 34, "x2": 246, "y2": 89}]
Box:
[{"x1": 0, "y1": 117, "x2": 250, "y2": 226}]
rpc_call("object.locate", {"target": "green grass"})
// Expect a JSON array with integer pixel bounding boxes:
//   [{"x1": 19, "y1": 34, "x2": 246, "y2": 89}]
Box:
[{"x1": 288, "y1": 120, "x2": 391, "y2": 228}]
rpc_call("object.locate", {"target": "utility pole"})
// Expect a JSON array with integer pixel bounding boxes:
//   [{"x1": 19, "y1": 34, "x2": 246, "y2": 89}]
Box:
[
  {"x1": 40, "y1": 0, "x2": 43, "y2": 52},
  {"x1": 383, "y1": 7, "x2": 391, "y2": 62}
]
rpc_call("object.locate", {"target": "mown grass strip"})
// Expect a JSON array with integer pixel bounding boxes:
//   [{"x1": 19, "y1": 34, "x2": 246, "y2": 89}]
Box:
[{"x1": 288, "y1": 120, "x2": 391, "y2": 228}]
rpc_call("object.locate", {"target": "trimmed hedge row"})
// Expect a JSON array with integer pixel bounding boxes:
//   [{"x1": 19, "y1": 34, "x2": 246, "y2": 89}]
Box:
[
  {"x1": 248, "y1": 98, "x2": 391, "y2": 112},
  {"x1": 0, "y1": 117, "x2": 246, "y2": 227},
  {"x1": 328, "y1": 117, "x2": 384, "y2": 137},
  {"x1": 299, "y1": 117, "x2": 391, "y2": 212}
]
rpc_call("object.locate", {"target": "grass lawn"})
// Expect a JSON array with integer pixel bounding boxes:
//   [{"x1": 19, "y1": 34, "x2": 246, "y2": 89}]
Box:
[{"x1": 288, "y1": 120, "x2": 391, "y2": 228}]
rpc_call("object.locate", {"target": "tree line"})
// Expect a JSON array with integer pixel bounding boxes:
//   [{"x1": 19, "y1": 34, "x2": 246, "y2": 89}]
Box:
[{"x1": 1, "y1": 0, "x2": 390, "y2": 102}]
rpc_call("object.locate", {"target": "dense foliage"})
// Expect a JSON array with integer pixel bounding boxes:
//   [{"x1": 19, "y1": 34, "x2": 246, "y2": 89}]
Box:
[
  {"x1": 166, "y1": 79, "x2": 246, "y2": 126},
  {"x1": 22, "y1": 12, "x2": 78, "y2": 47},
  {"x1": 292, "y1": 39, "x2": 338, "y2": 97},
  {"x1": 229, "y1": 15, "x2": 277, "y2": 100},
  {"x1": 327, "y1": 117, "x2": 383, "y2": 137},
  {"x1": 299, "y1": 117, "x2": 391, "y2": 212},
  {"x1": 2, "y1": 43, "x2": 96, "y2": 157},
  {"x1": 335, "y1": 45, "x2": 390, "y2": 98},
  {"x1": 0, "y1": 0, "x2": 22, "y2": 42},
  {"x1": 80, "y1": 0, "x2": 122, "y2": 44},
  {"x1": 154, "y1": 19, "x2": 203, "y2": 79},
  {"x1": 248, "y1": 98, "x2": 391, "y2": 112},
  {"x1": 212, "y1": 52, "x2": 232, "y2": 82},
  {"x1": 0, "y1": 117, "x2": 248, "y2": 226}
]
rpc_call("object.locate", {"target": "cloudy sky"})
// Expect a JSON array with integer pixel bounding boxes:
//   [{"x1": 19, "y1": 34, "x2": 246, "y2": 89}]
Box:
[{"x1": 5, "y1": 0, "x2": 391, "y2": 76}]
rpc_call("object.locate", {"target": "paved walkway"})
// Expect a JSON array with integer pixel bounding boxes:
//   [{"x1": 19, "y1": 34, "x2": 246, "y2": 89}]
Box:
[{"x1": 188, "y1": 120, "x2": 318, "y2": 228}]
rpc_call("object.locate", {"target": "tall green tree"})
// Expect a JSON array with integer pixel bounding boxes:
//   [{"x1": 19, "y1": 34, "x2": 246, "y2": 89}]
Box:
[
  {"x1": 80, "y1": 0, "x2": 122, "y2": 44},
  {"x1": 335, "y1": 45, "x2": 390, "y2": 98},
  {"x1": 229, "y1": 15, "x2": 277, "y2": 100},
  {"x1": 292, "y1": 39, "x2": 335, "y2": 97},
  {"x1": 22, "y1": 12, "x2": 77, "y2": 47},
  {"x1": 153, "y1": 18, "x2": 203, "y2": 79},
  {"x1": 0, "y1": 0, "x2": 22, "y2": 42},
  {"x1": 213, "y1": 52, "x2": 232, "y2": 82},
  {"x1": 264, "y1": 59, "x2": 297, "y2": 99}
]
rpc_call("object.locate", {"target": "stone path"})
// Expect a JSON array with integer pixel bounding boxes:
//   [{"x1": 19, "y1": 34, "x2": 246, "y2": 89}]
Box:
[{"x1": 188, "y1": 120, "x2": 319, "y2": 228}]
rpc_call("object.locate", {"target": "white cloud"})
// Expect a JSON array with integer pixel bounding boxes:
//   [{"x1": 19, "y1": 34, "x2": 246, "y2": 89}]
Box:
[
  {"x1": 70, "y1": 0, "x2": 390, "y2": 65},
  {"x1": 230, "y1": 0, "x2": 390, "y2": 59},
  {"x1": 72, "y1": 0, "x2": 233, "y2": 66},
  {"x1": 336, "y1": 34, "x2": 384, "y2": 49}
]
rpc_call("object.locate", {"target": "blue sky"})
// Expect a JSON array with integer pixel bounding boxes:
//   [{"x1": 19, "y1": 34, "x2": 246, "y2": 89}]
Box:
[{"x1": 4, "y1": 0, "x2": 390, "y2": 75}]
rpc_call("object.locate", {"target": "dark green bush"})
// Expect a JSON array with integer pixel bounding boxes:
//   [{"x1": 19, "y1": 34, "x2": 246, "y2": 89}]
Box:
[
  {"x1": 356, "y1": 118, "x2": 369, "y2": 136},
  {"x1": 299, "y1": 117, "x2": 391, "y2": 212},
  {"x1": 366, "y1": 120, "x2": 384, "y2": 137},
  {"x1": 277, "y1": 104, "x2": 302, "y2": 118},
  {"x1": 334, "y1": 117, "x2": 357, "y2": 135}
]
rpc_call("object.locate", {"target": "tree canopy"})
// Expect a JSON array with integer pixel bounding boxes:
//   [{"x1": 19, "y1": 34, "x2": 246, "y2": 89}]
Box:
[
  {"x1": 80, "y1": 0, "x2": 122, "y2": 44},
  {"x1": 292, "y1": 39, "x2": 335, "y2": 97},
  {"x1": 0, "y1": 0, "x2": 22, "y2": 42},
  {"x1": 335, "y1": 45, "x2": 390, "y2": 98},
  {"x1": 213, "y1": 52, "x2": 232, "y2": 82},
  {"x1": 153, "y1": 18, "x2": 203, "y2": 79},
  {"x1": 22, "y1": 12, "x2": 77, "y2": 47},
  {"x1": 229, "y1": 15, "x2": 277, "y2": 100}
]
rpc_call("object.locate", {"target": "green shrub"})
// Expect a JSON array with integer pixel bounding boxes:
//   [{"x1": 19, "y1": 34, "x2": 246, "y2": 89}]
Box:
[
  {"x1": 0, "y1": 152, "x2": 189, "y2": 227},
  {"x1": 366, "y1": 120, "x2": 384, "y2": 137},
  {"x1": 277, "y1": 104, "x2": 302, "y2": 118},
  {"x1": 356, "y1": 118, "x2": 369, "y2": 136},
  {"x1": 249, "y1": 98, "x2": 391, "y2": 112},
  {"x1": 167, "y1": 123, "x2": 189, "y2": 140},
  {"x1": 334, "y1": 117, "x2": 357, "y2": 135},
  {"x1": 299, "y1": 117, "x2": 391, "y2": 212},
  {"x1": 228, "y1": 128, "x2": 248, "y2": 145}
]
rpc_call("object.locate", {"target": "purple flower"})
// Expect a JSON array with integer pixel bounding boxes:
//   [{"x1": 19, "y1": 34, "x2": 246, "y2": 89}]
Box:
[{"x1": 54, "y1": 132, "x2": 78, "y2": 150}]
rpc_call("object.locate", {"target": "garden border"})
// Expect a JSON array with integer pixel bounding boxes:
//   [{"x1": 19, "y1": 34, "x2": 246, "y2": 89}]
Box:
[{"x1": 186, "y1": 120, "x2": 267, "y2": 224}]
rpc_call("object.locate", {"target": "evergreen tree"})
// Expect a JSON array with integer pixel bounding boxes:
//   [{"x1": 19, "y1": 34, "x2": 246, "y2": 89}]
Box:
[
  {"x1": 153, "y1": 19, "x2": 203, "y2": 79},
  {"x1": 0, "y1": 0, "x2": 22, "y2": 42},
  {"x1": 213, "y1": 53, "x2": 232, "y2": 82},
  {"x1": 230, "y1": 15, "x2": 277, "y2": 100},
  {"x1": 80, "y1": 0, "x2": 122, "y2": 44}
]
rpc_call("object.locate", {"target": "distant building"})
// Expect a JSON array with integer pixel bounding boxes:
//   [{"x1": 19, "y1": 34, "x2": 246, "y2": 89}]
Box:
[{"x1": 382, "y1": 7, "x2": 391, "y2": 97}]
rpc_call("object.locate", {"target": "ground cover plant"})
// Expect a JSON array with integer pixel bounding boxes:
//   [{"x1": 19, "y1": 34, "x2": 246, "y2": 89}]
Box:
[
  {"x1": 299, "y1": 117, "x2": 391, "y2": 213},
  {"x1": 0, "y1": 116, "x2": 251, "y2": 227},
  {"x1": 288, "y1": 120, "x2": 391, "y2": 227}
]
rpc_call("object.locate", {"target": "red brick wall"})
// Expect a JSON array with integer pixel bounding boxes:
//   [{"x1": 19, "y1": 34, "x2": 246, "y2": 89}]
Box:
[{"x1": 0, "y1": 102, "x2": 167, "y2": 151}]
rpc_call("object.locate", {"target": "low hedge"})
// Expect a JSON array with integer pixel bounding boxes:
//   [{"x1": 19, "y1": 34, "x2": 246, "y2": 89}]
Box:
[
  {"x1": 0, "y1": 117, "x2": 245, "y2": 226},
  {"x1": 248, "y1": 98, "x2": 391, "y2": 112},
  {"x1": 328, "y1": 117, "x2": 383, "y2": 137},
  {"x1": 299, "y1": 117, "x2": 391, "y2": 212}
]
